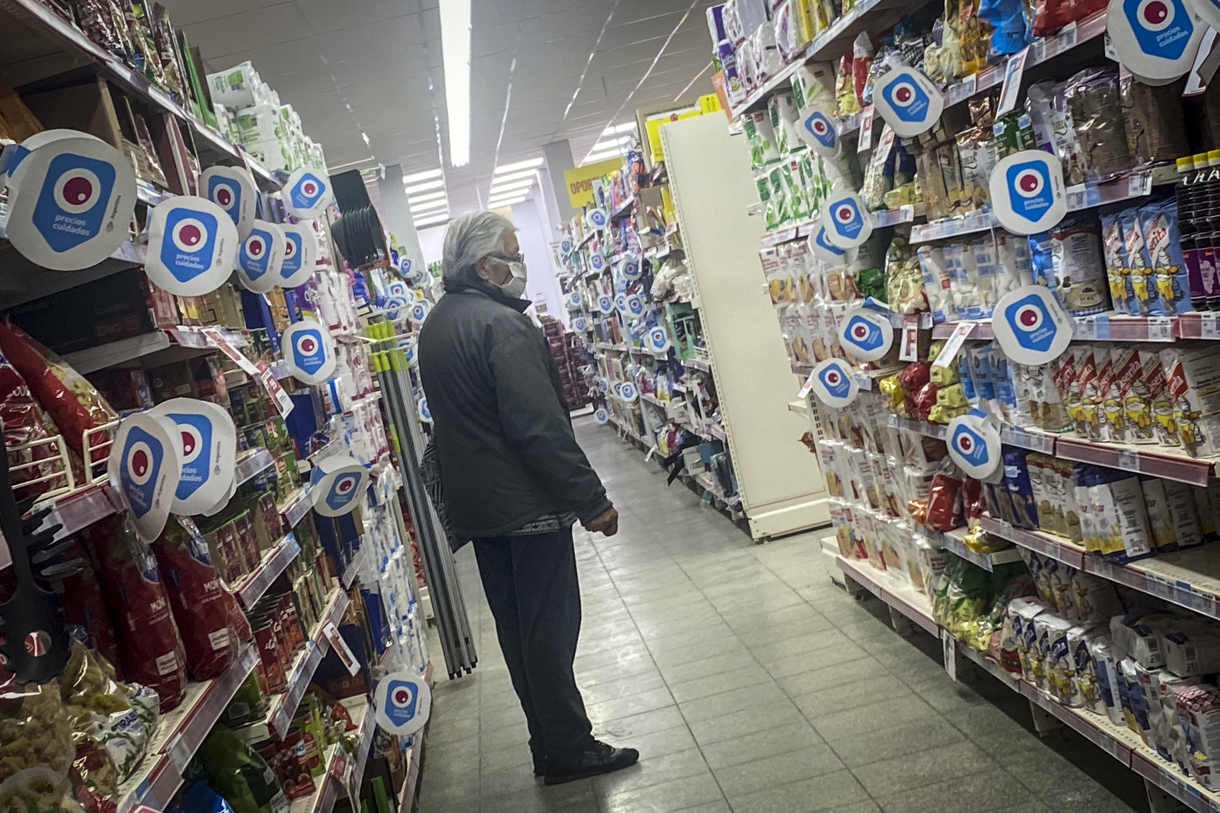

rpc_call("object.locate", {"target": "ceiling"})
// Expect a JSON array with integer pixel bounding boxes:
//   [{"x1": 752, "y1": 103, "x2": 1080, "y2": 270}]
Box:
[{"x1": 170, "y1": 0, "x2": 718, "y2": 220}]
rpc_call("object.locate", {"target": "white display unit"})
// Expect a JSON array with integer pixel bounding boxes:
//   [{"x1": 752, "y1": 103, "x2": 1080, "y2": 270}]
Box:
[{"x1": 660, "y1": 114, "x2": 828, "y2": 540}]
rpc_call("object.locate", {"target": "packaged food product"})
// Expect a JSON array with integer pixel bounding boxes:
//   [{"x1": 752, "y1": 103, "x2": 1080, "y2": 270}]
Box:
[
  {"x1": 1121, "y1": 74, "x2": 1190, "y2": 166},
  {"x1": 200, "y1": 726, "x2": 290, "y2": 813},
  {"x1": 59, "y1": 643, "x2": 155, "y2": 784},
  {"x1": 1048, "y1": 217, "x2": 1109, "y2": 315},
  {"x1": 1066, "y1": 69, "x2": 1134, "y2": 182},
  {"x1": 0, "y1": 669, "x2": 74, "y2": 813},
  {"x1": 1140, "y1": 201, "x2": 1191, "y2": 316},
  {"x1": 59, "y1": 540, "x2": 123, "y2": 675},
  {"x1": 1089, "y1": 635, "x2": 1125, "y2": 725},
  {"x1": 0, "y1": 347, "x2": 58, "y2": 499},
  {"x1": 152, "y1": 517, "x2": 241, "y2": 681},
  {"x1": 0, "y1": 320, "x2": 118, "y2": 462},
  {"x1": 1111, "y1": 613, "x2": 1177, "y2": 670},
  {"x1": 86, "y1": 514, "x2": 188, "y2": 712},
  {"x1": 1176, "y1": 684, "x2": 1220, "y2": 788}
]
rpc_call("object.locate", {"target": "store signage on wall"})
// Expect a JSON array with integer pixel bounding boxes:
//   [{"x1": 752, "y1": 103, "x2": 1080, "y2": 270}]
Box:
[{"x1": 563, "y1": 159, "x2": 624, "y2": 208}]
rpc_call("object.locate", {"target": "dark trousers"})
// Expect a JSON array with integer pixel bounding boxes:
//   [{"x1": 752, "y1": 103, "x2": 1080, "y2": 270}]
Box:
[{"x1": 473, "y1": 526, "x2": 594, "y2": 757}]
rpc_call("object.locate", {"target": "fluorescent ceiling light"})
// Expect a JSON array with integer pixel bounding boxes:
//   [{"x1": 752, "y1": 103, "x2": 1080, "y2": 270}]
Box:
[
  {"x1": 489, "y1": 178, "x2": 535, "y2": 194},
  {"x1": 408, "y1": 190, "x2": 448, "y2": 204},
  {"x1": 490, "y1": 168, "x2": 538, "y2": 185},
  {"x1": 415, "y1": 213, "x2": 450, "y2": 227},
  {"x1": 404, "y1": 178, "x2": 444, "y2": 194},
  {"x1": 489, "y1": 197, "x2": 528, "y2": 208},
  {"x1": 603, "y1": 122, "x2": 637, "y2": 136},
  {"x1": 584, "y1": 149, "x2": 624, "y2": 164},
  {"x1": 402, "y1": 168, "x2": 443, "y2": 184},
  {"x1": 489, "y1": 189, "x2": 531, "y2": 201},
  {"x1": 494, "y1": 157, "x2": 544, "y2": 175},
  {"x1": 593, "y1": 135, "x2": 631, "y2": 147},
  {"x1": 412, "y1": 199, "x2": 448, "y2": 213},
  {"x1": 439, "y1": 0, "x2": 471, "y2": 166}
]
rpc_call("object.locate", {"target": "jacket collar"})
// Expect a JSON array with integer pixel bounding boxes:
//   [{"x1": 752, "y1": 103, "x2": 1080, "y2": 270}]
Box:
[{"x1": 453, "y1": 282, "x2": 531, "y2": 313}]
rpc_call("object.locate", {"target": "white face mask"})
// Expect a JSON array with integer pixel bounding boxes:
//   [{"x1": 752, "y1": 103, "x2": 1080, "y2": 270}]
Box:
[{"x1": 491, "y1": 257, "x2": 528, "y2": 299}]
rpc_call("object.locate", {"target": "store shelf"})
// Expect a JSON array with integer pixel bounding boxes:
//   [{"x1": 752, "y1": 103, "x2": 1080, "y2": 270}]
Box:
[
  {"x1": 641, "y1": 392, "x2": 665, "y2": 407},
  {"x1": 888, "y1": 414, "x2": 947, "y2": 440},
  {"x1": 683, "y1": 357, "x2": 712, "y2": 373},
  {"x1": 265, "y1": 589, "x2": 351, "y2": 739},
  {"x1": 1055, "y1": 436, "x2": 1216, "y2": 487},
  {"x1": 611, "y1": 196, "x2": 636, "y2": 221},
  {"x1": 911, "y1": 209, "x2": 999, "y2": 245},
  {"x1": 288, "y1": 700, "x2": 373, "y2": 813},
  {"x1": 36, "y1": 484, "x2": 118, "y2": 543},
  {"x1": 396, "y1": 662, "x2": 434, "y2": 813},
  {"x1": 936, "y1": 527, "x2": 1024, "y2": 571},
  {"x1": 930, "y1": 320, "x2": 994, "y2": 340},
  {"x1": 888, "y1": 413, "x2": 1060, "y2": 455},
  {"x1": 116, "y1": 646, "x2": 259, "y2": 813},
  {"x1": 840, "y1": 551, "x2": 1220, "y2": 812},
  {"x1": 759, "y1": 205, "x2": 922, "y2": 248},
  {"x1": 233, "y1": 533, "x2": 301, "y2": 609},
  {"x1": 979, "y1": 515, "x2": 1220, "y2": 620},
  {"x1": 235, "y1": 447, "x2": 275, "y2": 485},
  {"x1": 279, "y1": 487, "x2": 314, "y2": 528},
  {"x1": 788, "y1": 399, "x2": 810, "y2": 417}
]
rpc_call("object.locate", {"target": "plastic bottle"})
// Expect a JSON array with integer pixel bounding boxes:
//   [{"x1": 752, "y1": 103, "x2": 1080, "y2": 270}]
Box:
[
  {"x1": 1177, "y1": 156, "x2": 1204, "y2": 309},
  {"x1": 1207, "y1": 150, "x2": 1220, "y2": 310}
]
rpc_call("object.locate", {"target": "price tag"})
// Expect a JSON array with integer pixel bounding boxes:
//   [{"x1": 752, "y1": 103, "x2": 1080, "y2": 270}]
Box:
[
  {"x1": 1059, "y1": 21, "x2": 1078, "y2": 51},
  {"x1": 1076, "y1": 316, "x2": 1097, "y2": 340},
  {"x1": 857, "y1": 107, "x2": 875, "y2": 153},
  {"x1": 273, "y1": 706, "x2": 292, "y2": 739},
  {"x1": 997, "y1": 518, "x2": 1015, "y2": 539},
  {"x1": 997, "y1": 48, "x2": 1029, "y2": 115},
  {"x1": 1117, "y1": 448, "x2": 1140, "y2": 471},
  {"x1": 1191, "y1": 589, "x2": 1218, "y2": 616},
  {"x1": 1094, "y1": 315, "x2": 1111, "y2": 340},
  {"x1": 166, "y1": 734, "x2": 191, "y2": 773},
  {"x1": 1105, "y1": 31, "x2": 1119, "y2": 61},
  {"x1": 240, "y1": 645, "x2": 259, "y2": 672},
  {"x1": 798, "y1": 372, "x2": 816, "y2": 399},
  {"x1": 1148, "y1": 573, "x2": 1175, "y2": 600},
  {"x1": 1147, "y1": 317, "x2": 1173, "y2": 341},
  {"x1": 1091, "y1": 558, "x2": 1115, "y2": 579},
  {"x1": 960, "y1": 74, "x2": 977, "y2": 101},
  {"x1": 900, "y1": 314, "x2": 921, "y2": 362},
  {"x1": 323, "y1": 621, "x2": 361, "y2": 676},
  {"x1": 1099, "y1": 735, "x2": 1122, "y2": 760},
  {"x1": 933, "y1": 321, "x2": 976, "y2": 367},
  {"x1": 1202, "y1": 313, "x2": 1220, "y2": 338},
  {"x1": 1129, "y1": 172, "x2": 1152, "y2": 198},
  {"x1": 1066, "y1": 185, "x2": 1087, "y2": 211},
  {"x1": 942, "y1": 630, "x2": 958, "y2": 682},
  {"x1": 257, "y1": 361, "x2": 295, "y2": 418}
]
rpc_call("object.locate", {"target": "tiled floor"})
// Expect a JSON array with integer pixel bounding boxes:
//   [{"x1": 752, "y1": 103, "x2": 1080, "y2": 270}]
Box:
[{"x1": 416, "y1": 418, "x2": 1148, "y2": 813}]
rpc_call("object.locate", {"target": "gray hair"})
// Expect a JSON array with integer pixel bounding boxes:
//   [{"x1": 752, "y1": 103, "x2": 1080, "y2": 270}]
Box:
[{"x1": 441, "y1": 211, "x2": 516, "y2": 292}]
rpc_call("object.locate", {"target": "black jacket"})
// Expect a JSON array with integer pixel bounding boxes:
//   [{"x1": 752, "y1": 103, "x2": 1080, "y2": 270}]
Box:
[{"x1": 417, "y1": 284, "x2": 611, "y2": 538}]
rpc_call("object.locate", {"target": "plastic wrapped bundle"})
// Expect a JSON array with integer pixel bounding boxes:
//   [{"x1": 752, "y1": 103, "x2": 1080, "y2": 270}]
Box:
[{"x1": 1066, "y1": 69, "x2": 1134, "y2": 182}]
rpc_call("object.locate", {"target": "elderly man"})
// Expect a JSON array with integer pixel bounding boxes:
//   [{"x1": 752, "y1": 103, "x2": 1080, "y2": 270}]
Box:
[{"x1": 417, "y1": 211, "x2": 637, "y2": 785}]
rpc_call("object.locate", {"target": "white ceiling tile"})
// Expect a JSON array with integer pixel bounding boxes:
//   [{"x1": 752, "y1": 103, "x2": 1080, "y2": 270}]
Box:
[
  {"x1": 294, "y1": 0, "x2": 432, "y2": 34},
  {"x1": 181, "y1": 5, "x2": 312, "y2": 60},
  {"x1": 165, "y1": 0, "x2": 294, "y2": 27}
]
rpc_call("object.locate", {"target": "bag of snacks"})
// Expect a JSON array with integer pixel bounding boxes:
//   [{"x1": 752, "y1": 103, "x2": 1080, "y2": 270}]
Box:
[
  {"x1": 59, "y1": 540, "x2": 123, "y2": 677},
  {"x1": 201, "y1": 726, "x2": 290, "y2": 813},
  {"x1": 0, "y1": 667, "x2": 74, "y2": 813},
  {"x1": 152, "y1": 517, "x2": 241, "y2": 681},
  {"x1": 59, "y1": 643, "x2": 156, "y2": 784},
  {"x1": 86, "y1": 514, "x2": 187, "y2": 712},
  {"x1": 0, "y1": 320, "x2": 117, "y2": 462},
  {"x1": 0, "y1": 347, "x2": 58, "y2": 499}
]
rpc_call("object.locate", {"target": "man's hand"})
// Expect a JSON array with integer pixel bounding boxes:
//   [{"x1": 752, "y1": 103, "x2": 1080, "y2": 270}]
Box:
[{"x1": 584, "y1": 507, "x2": 619, "y2": 537}]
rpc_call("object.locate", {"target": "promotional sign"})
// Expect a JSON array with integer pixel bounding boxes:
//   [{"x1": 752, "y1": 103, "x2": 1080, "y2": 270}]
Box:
[
  {"x1": 309, "y1": 455, "x2": 369, "y2": 517},
  {"x1": 1107, "y1": 0, "x2": 1205, "y2": 81},
  {"x1": 6, "y1": 137, "x2": 136, "y2": 271},
  {"x1": 279, "y1": 222, "x2": 319, "y2": 288},
  {"x1": 615, "y1": 293, "x2": 628, "y2": 315},
  {"x1": 798, "y1": 106, "x2": 841, "y2": 157},
  {"x1": 597, "y1": 377, "x2": 610, "y2": 393},
  {"x1": 989, "y1": 150, "x2": 1067, "y2": 235},
  {"x1": 594, "y1": 407, "x2": 610, "y2": 424},
  {"x1": 418, "y1": 397, "x2": 432, "y2": 424},
  {"x1": 838, "y1": 307, "x2": 894, "y2": 362},
  {"x1": 563, "y1": 158, "x2": 622, "y2": 208},
  {"x1": 620, "y1": 256, "x2": 642, "y2": 280},
  {"x1": 150, "y1": 398, "x2": 237, "y2": 516},
  {"x1": 282, "y1": 167, "x2": 334, "y2": 219},
  {"x1": 1186, "y1": 0, "x2": 1220, "y2": 37},
  {"x1": 808, "y1": 359, "x2": 860, "y2": 408},
  {"x1": 402, "y1": 258, "x2": 427, "y2": 286},
  {"x1": 624, "y1": 294, "x2": 646, "y2": 319},
  {"x1": 597, "y1": 294, "x2": 615, "y2": 315},
  {"x1": 947, "y1": 412, "x2": 1003, "y2": 481},
  {"x1": 388, "y1": 280, "x2": 408, "y2": 298},
  {"x1": 589, "y1": 252, "x2": 605, "y2": 273},
  {"x1": 872, "y1": 67, "x2": 944, "y2": 138},
  {"x1": 808, "y1": 218, "x2": 853, "y2": 265},
  {"x1": 107, "y1": 413, "x2": 180, "y2": 542},
  {"x1": 146, "y1": 196, "x2": 238, "y2": 296},
  {"x1": 620, "y1": 381, "x2": 639, "y2": 403},
  {"x1": 281, "y1": 319, "x2": 337, "y2": 385},
  {"x1": 400, "y1": 335, "x2": 417, "y2": 367},
  {"x1": 408, "y1": 299, "x2": 431, "y2": 325},
  {"x1": 646, "y1": 325, "x2": 672, "y2": 355},
  {"x1": 567, "y1": 291, "x2": 582, "y2": 309},
  {"x1": 1, "y1": 128, "x2": 98, "y2": 189},
  {"x1": 559, "y1": 237, "x2": 574, "y2": 255},
  {"x1": 822, "y1": 191, "x2": 873, "y2": 249},
  {"x1": 234, "y1": 220, "x2": 286, "y2": 294},
  {"x1": 200, "y1": 165, "x2": 257, "y2": 239},
  {"x1": 572, "y1": 315, "x2": 588, "y2": 332},
  {"x1": 385, "y1": 295, "x2": 409, "y2": 321},
  {"x1": 373, "y1": 671, "x2": 432, "y2": 736},
  {"x1": 585, "y1": 208, "x2": 609, "y2": 231},
  {"x1": 992, "y1": 285, "x2": 1074, "y2": 365}
]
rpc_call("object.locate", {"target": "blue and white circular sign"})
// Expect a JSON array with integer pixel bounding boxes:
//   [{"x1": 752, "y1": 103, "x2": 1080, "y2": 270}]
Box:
[
  {"x1": 838, "y1": 308, "x2": 893, "y2": 362},
  {"x1": 598, "y1": 377, "x2": 610, "y2": 393},
  {"x1": 808, "y1": 218, "x2": 851, "y2": 265},
  {"x1": 281, "y1": 318, "x2": 337, "y2": 385},
  {"x1": 567, "y1": 290, "x2": 582, "y2": 309},
  {"x1": 1185, "y1": 0, "x2": 1220, "y2": 43},
  {"x1": 560, "y1": 238, "x2": 574, "y2": 255},
  {"x1": 1108, "y1": 0, "x2": 1204, "y2": 82},
  {"x1": 597, "y1": 294, "x2": 615, "y2": 314},
  {"x1": 595, "y1": 407, "x2": 610, "y2": 424},
  {"x1": 822, "y1": 191, "x2": 873, "y2": 250},
  {"x1": 590, "y1": 252, "x2": 605, "y2": 272},
  {"x1": 620, "y1": 382, "x2": 639, "y2": 402},
  {"x1": 646, "y1": 326, "x2": 672, "y2": 355},
  {"x1": 408, "y1": 299, "x2": 431, "y2": 325},
  {"x1": 201, "y1": 165, "x2": 257, "y2": 240},
  {"x1": 283, "y1": 167, "x2": 334, "y2": 220},
  {"x1": 947, "y1": 413, "x2": 1002, "y2": 481},
  {"x1": 310, "y1": 455, "x2": 369, "y2": 517},
  {"x1": 374, "y1": 671, "x2": 432, "y2": 736},
  {"x1": 872, "y1": 67, "x2": 944, "y2": 138},
  {"x1": 809, "y1": 359, "x2": 859, "y2": 408},
  {"x1": 150, "y1": 398, "x2": 237, "y2": 516},
  {"x1": 989, "y1": 150, "x2": 1067, "y2": 236},
  {"x1": 235, "y1": 220, "x2": 286, "y2": 294},
  {"x1": 572, "y1": 315, "x2": 588, "y2": 331},
  {"x1": 621, "y1": 256, "x2": 642, "y2": 280},
  {"x1": 586, "y1": 208, "x2": 608, "y2": 230},
  {"x1": 419, "y1": 397, "x2": 432, "y2": 424},
  {"x1": 991, "y1": 285, "x2": 1073, "y2": 365},
  {"x1": 615, "y1": 293, "x2": 629, "y2": 314},
  {"x1": 798, "y1": 107, "x2": 841, "y2": 157},
  {"x1": 107, "y1": 413, "x2": 180, "y2": 542},
  {"x1": 146, "y1": 196, "x2": 238, "y2": 296},
  {"x1": 625, "y1": 294, "x2": 646, "y2": 319}
]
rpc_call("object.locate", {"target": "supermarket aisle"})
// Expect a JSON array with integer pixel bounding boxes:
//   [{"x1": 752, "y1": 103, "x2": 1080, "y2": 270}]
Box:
[{"x1": 417, "y1": 418, "x2": 1144, "y2": 813}]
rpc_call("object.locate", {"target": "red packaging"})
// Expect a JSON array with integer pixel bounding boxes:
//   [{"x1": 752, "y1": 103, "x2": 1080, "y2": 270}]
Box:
[
  {"x1": 60, "y1": 539, "x2": 123, "y2": 676},
  {"x1": 234, "y1": 511, "x2": 260, "y2": 571},
  {"x1": 86, "y1": 515, "x2": 187, "y2": 711},
  {"x1": 1032, "y1": 0, "x2": 1074, "y2": 37},
  {"x1": 0, "y1": 347, "x2": 59, "y2": 499},
  {"x1": 208, "y1": 521, "x2": 243, "y2": 584},
  {"x1": 898, "y1": 360, "x2": 931, "y2": 392},
  {"x1": 0, "y1": 319, "x2": 117, "y2": 460},
  {"x1": 908, "y1": 382, "x2": 940, "y2": 421},
  {"x1": 963, "y1": 477, "x2": 987, "y2": 519},
  {"x1": 926, "y1": 470, "x2": 965, "y2": 531},
  {"x1": 255, "y1": 624, "x2": 287, "y2": 694},
  {"x1": 259, "y1": 492, "x2": 284, "y2": 544},
  {"x1": 150, "y1": 517, "x2": 239, "y2": 681},
  {"x1": 225, "y1": 589, "x2": 254, "y2": 644}
]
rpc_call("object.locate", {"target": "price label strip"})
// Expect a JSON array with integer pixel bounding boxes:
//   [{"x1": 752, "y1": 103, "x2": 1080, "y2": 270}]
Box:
[{"x1": 933, "y1": 321, "x2": 976, "y2": 368}]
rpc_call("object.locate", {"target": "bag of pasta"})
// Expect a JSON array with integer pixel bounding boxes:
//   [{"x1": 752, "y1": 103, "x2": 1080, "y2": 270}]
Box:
[{"x1": 0, "y1": 666, "x2": 75, "y2": 813}]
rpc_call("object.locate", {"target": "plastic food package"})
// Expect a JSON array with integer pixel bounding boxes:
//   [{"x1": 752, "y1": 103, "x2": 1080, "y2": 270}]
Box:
[
  {"x1": 1140, "y1": 201, "x2": 1191, "y2": 316},
  {"x1": 200, "y1": 726, "x2": 290, "y2": 813},
  {"x1": 1176, "y1": 685, "x2": 1220, "y2": 788},
  {"x1": 1066, "y1": 70, "x2": 1134, "y2": 183},
  {"x1": 87, "y1": 514, "x2": 188, "y2": 712},
  {"x1": 0, "y1": 669, "x2": 74, "y2": 813},
  {"x1": 1121, "y1": 74, "x2": 1189, "y2": 166},
  {"x1": 0, "y1": 347, "x2": 58, "y2": 499},
  {"x1": 917, "y1": 246, "x2": 957, "y2": 323},
  {"x1": 59, "y1": 540, "x2": 123, "y2": 678},
  {"x1": 0, "y1": 320, "x2": 117, "y2": 461},
  {"x1": 152, "y1": 517, "x2": 241, "y2": 681},
  {"x1": 852, "y1": 32, "x2": 874, "y2": 109},
  {"x1": 925, "y1": 464, "x2": 964, "y2": 531}
]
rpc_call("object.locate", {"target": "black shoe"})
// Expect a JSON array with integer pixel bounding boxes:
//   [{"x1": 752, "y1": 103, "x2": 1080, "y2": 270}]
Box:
[{"x1": 543, "y1": 740, "x2": 639, "y2": 785}]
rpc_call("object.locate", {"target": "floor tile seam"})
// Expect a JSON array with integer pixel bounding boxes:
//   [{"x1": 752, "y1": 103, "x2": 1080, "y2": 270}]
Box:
[{"x1": 857, "y1": 757, "x2": 1004, "y2": 802}]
